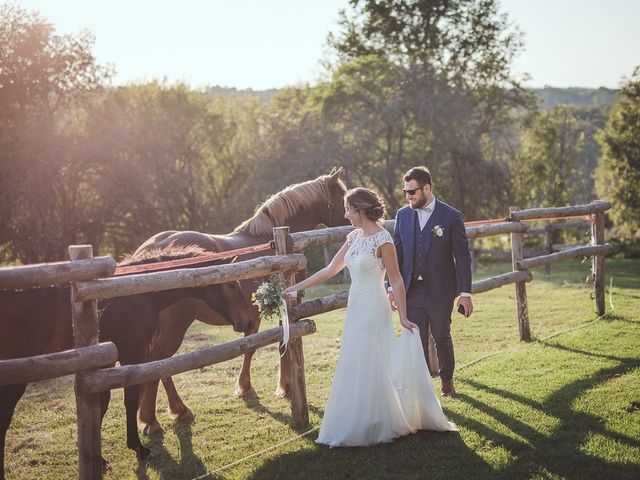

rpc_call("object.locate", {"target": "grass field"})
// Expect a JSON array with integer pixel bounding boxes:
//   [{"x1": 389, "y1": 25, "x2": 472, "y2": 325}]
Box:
[{"x1": 4, "y1": 258, "x2": 640, "y2": 479}]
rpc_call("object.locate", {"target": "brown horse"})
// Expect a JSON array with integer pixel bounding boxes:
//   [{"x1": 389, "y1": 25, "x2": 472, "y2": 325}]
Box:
[
  {"x1": 0, "y1": 246, "x2": 253, "y2": 479},
  {"x1": 134, "y1": 168, "x2": 349, "y2": 435}
]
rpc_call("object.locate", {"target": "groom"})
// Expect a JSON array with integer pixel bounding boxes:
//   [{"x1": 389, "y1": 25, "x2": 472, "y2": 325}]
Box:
[{"x1": 388, "y1": 166, "x2": 473, "y2": 397}]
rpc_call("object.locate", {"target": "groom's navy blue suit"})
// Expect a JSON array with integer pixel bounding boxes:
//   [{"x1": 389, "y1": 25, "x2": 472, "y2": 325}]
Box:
[{"x1": 393, "y1": 198, "x2": 472, "y2": 380}]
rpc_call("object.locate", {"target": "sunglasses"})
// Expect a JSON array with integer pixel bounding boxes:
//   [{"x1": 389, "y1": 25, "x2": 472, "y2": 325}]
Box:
[{"x1": 403, "y1": 184, "x2": 426, "y2": 195}]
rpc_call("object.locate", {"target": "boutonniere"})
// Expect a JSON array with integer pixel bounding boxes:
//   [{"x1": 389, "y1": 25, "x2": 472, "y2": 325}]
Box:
[{"x1": 432, "y1": 225, "x2": 444, "y2": 238}]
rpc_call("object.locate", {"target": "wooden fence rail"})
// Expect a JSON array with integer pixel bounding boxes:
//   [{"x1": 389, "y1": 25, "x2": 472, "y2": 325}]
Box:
[
  {"x1": 509, "y1": 201, "x2": 611, "y2": 222},
  {"x1": 290, "y1": 220, "x2": 530, "y2": 252},
  {"x1": 74, "y1": 254, "x2": 306, "y2": 302},
  {"x1": 76, "y1": 320, "x2": 316, "y2": 395},
  {"x1": 0, "y1": 343, "x2": 117, "y2": 386},
  {"x1": 517, "y1": 244, "x2": 613, "y2": 271},
  {"x1": 0, "y1": 256, "x2": 116, "y2": 290}
]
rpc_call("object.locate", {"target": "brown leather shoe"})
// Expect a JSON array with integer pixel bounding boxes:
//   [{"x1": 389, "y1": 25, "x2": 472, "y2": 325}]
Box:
[{"x1": 441, "y1": 378, "x2": 456, "y2": 397}]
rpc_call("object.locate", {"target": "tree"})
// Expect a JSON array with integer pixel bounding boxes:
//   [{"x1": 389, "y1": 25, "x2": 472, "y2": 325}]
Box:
[
  {"x1": 328, "y1": 0, "x2": 525, "y2": 92},
  {"x1": 596, "y1": 67, "x2": 640, "y2": 239},
  {"x1": 513, "y1": 106, "x2": 585, "y2": 209},
  {"x1": 320, "y1": 0, "x2": 531, "y2": 218},
  {"x1": 0, "y1": 3, "x2": 112, "y2": 262},
  {"x1": 78, "y1": 82, "x2": 258, "y2": 255}
]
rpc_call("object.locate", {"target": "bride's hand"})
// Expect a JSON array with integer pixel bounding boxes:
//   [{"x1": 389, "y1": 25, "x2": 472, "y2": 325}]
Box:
[
  {"x1": 400, "y1": 318, "x2": 419, "y2": 332},
  {"x1": 283, "y1": 286, "x2": 298, "y2": 299}
]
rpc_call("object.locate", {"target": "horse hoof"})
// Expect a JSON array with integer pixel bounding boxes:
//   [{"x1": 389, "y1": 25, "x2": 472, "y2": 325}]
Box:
[
  {"x1": 170, "y1": 407, "x2": 195, "y2": 423},
  {"x1": 136, "y1": 446, "x2": 152, "y2": 461},
  {"x1": 234, "y1": 385, "x2": 257, "y2": 398},
  {"x1": 274, "y1": 386, "x2": 290, "y2": 399},
  {"x1": 139, "y1": 420, "x2": 164, "y2": 437}
]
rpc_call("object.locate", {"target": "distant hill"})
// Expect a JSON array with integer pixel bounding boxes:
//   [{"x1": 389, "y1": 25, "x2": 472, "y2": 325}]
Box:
[
  {"x1": 533, "y1": 87, "x2": 618, "y2": 108},
  {"x1": 209, "y1": 85, "x2": 278, "y2": 102},
  {"x1": 208, "y1": 84, "x2": 620, "y2": 109}
]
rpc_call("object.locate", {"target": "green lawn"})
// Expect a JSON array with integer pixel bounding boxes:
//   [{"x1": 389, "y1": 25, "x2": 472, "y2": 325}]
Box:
[{"x1": 5, "y1": 258, "x2": 640, "y2": 479}]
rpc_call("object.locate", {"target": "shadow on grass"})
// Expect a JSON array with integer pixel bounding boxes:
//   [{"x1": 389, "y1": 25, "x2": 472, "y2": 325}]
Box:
[
  {"x1": 135, "y1": 422, "x2": 208, "y2": 480},
  {"x1": 243, "y1": 336, "x2": 640, "y2": 480},
  {"x1": 454, "y1": 343, "x2": 640, "y2": 479},
  {"x1": 241, "y1": 394, "x2": 326, "y2": 433},
  {"x1": 246, "y1": 429, "x2": 488, "y2": 480},
  {"x1": 241, "y1": 396, "x2": 293, "y2": 427}
]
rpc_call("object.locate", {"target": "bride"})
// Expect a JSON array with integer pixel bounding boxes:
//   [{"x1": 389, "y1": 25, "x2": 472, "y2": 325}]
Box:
[{"x1": 285, "y1": 187, "x2": 457, "y2": 447}]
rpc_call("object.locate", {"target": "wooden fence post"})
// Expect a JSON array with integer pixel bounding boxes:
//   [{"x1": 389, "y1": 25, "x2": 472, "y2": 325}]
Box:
[
  {"x1": 591, "y1": 212, "x2": 606, "y2": 315},
  {"x1": 68, "y1": 245, "x2": 103, "y2": 479},
  {"x1": 509, "y1": 208, "x2": 532, "y2": 342},
  {"x1": 273, "y1": 227, "x2": 309, "y2": 428}
]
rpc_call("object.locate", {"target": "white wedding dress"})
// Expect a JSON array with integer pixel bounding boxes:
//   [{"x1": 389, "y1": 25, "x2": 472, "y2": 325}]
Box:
[{"x1": 316, "y1": 228, "x2": 457, "y2": 447}]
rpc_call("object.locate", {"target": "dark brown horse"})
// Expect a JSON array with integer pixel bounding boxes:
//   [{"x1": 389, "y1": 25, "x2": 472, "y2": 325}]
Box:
[
  {"x1": 0, "y1": 246, "x2": 253, "y2": 479},
  {"x1": 134, "y1": 168, "x2": 349, "y2": 435}
]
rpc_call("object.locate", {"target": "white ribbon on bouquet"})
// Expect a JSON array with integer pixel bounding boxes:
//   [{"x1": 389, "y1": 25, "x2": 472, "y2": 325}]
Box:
[{"x1": 278, "y1": 290, "x2": 293, "y2": 357}]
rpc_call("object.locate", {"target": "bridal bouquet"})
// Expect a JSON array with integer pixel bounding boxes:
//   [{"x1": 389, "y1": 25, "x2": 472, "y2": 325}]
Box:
[
  {"x1": 252, "y1": 274, "x2": 286, "y2": 322},
  {"x1": 252, "y1": 274, "x2": 292, "y2": 355}
]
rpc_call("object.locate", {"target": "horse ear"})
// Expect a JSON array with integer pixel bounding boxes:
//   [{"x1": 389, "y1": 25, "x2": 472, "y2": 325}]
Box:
[{"x1": 328, "y1": 167, "x2": 343, "y2": 183}]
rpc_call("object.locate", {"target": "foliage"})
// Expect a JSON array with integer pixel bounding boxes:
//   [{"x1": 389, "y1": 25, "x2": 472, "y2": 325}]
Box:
[
  {"x1": 595, "y1": 66, "x2": 640, "y2": 239},
  {"x1": 320, "y1": 0, "x2": 534, "y2": 219},
  {"x1": 1, "y1": 1, "x2": 634, "y2": 266},
  {"x1": 74, "y1": 83, "x2": 259, "y2": 254},
  {"x1": 512, "y1": 106, "x2": 586, "y2": 208},
  {"x1": 251, "y1": 274, "x2": 286, "y2": 322},
  {"x1": 328, "y1": 0, "x2": 524, "y2": 92},
  {"x1": 0, "y1": 3, "x2": 112, "y2": 262}
]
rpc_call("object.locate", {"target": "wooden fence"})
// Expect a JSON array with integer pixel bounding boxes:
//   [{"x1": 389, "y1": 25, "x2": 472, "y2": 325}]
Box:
[
  {"x1": 0, "y1": 231, "x2": 311, "y2": 479},
  {"x1": 0, "y1": 200, "x2": 612, "y2": 478},
  {"x1": 473, "y1": 218, "x2": 593, "y2": 274}
]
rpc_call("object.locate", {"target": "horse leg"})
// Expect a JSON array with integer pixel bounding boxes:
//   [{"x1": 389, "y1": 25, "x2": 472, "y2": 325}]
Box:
[
  {"x1": 137, "y1": 379, "x2": 164, "y2": 436},
  {"x1": 0, "y1": 383, "x2": 27, "y2": 480},
  {"x1": 234, "y1": 348, "x2": 257, "y2": 398},
  {"x1": 99, "y1": 391, "x2": 112, "y2": 471},
  {"x1": 138, "y1": 311, "x2": 193, "y2": 435},
  {"x1": 125, "y1": 385, "x2": 150, "y2": 460},
  {"x1": 275, "y1": 335, "x2": 291, "y2": 398},
  {"x1": 162, "y1": 377, "x2": 195, "y2": 422}
]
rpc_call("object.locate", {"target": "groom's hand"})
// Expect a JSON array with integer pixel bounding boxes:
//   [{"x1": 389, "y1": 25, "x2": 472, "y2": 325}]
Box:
[
  {"x1": 457, "y1": 296, "x2": 473, "y2": 317},
  {"x1": 388, "y1": 291, "x2": 398, "y2": 311}
]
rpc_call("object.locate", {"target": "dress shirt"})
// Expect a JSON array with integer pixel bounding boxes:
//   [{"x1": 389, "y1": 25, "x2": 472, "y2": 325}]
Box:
[{"x1": 416, "y1": 196, "x2": 436, "y2": 231}]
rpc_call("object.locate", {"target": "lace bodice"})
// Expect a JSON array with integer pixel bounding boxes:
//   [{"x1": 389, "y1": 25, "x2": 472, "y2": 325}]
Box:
[{"x1": 345, "y1": 228, "x2": 393, "y2": 295}]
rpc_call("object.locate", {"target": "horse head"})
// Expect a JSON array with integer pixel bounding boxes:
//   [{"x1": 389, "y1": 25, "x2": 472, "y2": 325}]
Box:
[
  {"x1": 118, "y1": 246, "x2": 255, "y2": 334},
  {"x1": 196, "y1": 257, "x2": 256, "y2": 334},
  {"x1": 319, "y1": 167, "x2": 350, "y2": 228}
]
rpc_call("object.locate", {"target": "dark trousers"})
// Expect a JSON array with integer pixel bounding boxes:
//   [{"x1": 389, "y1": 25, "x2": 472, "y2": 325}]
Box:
[{"x1": 406, "y1": 281, "x2": 455, "y2": 380}]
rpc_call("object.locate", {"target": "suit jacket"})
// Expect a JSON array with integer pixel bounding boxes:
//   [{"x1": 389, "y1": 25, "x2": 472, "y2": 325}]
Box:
[{"x1": 393, "y1": 199, "x2": 472, "y2": 303}]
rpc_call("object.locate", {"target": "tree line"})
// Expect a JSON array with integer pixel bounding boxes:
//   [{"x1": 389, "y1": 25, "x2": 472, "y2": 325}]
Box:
[{"x1": 1, "y1": 1, "x2": 638, "y2": 264}]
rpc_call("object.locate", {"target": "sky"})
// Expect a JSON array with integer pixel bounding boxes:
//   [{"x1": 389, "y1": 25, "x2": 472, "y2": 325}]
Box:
[{"x1": 11, "y1": 0, "x2": 640, "y2": 91}]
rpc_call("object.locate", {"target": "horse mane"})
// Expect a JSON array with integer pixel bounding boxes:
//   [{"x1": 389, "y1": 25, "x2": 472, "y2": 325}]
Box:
[
  {"x1": 233, "y1": 173, "x2": 346, "y2": 236},
  {"x1": 118, "y1": 244, "x2": 208, "y2": 267}
]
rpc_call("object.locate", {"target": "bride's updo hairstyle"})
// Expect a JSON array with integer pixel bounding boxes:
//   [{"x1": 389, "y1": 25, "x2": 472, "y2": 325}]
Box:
[{"x1": 345, "y1": 187, "x2": 387, "y2": 222}]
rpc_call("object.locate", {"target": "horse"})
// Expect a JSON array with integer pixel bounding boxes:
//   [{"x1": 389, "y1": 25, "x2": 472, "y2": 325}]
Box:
[
  {"x1": 0, "y1": 245, "x2": 253, "y2": 478},
  {"x1": 134, "y1": 168, "x2": 349, "y2": 436}
]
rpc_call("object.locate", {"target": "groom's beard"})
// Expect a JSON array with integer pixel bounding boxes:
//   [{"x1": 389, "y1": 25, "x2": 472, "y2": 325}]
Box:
[{"x1": 409, "y1": 196, "x2": 428, "y2": 209}]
